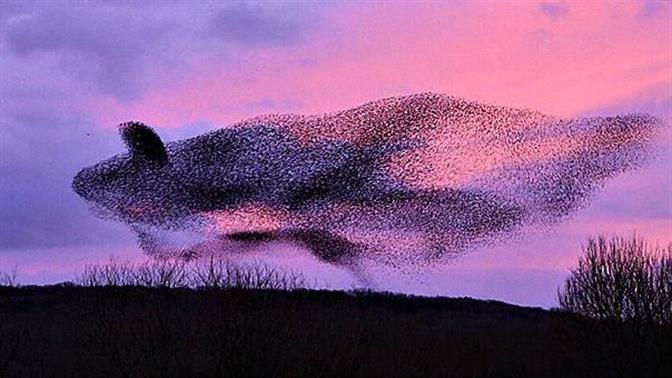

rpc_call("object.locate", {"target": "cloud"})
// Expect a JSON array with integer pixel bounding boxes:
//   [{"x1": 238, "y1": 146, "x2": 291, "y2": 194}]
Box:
[
  {"x1": 639, "y1": 0, "x2": 670, "y2": 19},
  {"x1": 539, "y1": 2, "x2": 569, "y2": 19},
  {"x1": 209, "y1": 3, "x2": 316, "y2": 46},
  {"x1": 1, "y1": 1, "x2": 323, "y2": 102},
  {"x1": 3, "y1": 2, "x2": 179, "y2": 100},
  {"x1": 91, "y1": 1, "x2": 670, "y2": 129}
]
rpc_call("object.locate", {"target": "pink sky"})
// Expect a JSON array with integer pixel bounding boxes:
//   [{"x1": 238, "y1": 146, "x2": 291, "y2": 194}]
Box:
[
  {"x1": 1, "y1": 1, "x2": 670, "y2": 307},
  {"x1": 88, "y1": 1, "x2": 670, "y2": 127}
]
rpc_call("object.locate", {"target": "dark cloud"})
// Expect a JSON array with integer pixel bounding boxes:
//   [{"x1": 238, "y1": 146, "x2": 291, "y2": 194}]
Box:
[
  {"x1": 3, "y1": 3, "x2": 177, "y2": 100},
  {"x1": 539, "y1": 2, "x2": 569, "y2": 19},
  {"x1": 639, "y1": 0, "x2": 670, "y2": 19},
  {"x1": 1, "y1": 1, "x2": 322, "y2": 101},
  {"x1": 209, "y1": 3, "x2": 316, "y2": 46}
]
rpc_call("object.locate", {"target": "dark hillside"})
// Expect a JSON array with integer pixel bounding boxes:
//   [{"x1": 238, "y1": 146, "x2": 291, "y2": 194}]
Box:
[{"x1": 1, "y1": 286, "x2": 670, "y2": 378}]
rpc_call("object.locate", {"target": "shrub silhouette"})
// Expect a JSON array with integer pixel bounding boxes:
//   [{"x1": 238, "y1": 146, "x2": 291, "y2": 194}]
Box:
[
  {"x1": 190, "y1": 256, "x2": 308, "y2": 290},
  {"x1": 0, "y1": 267, "x2": 18, "y2": 287},
  {"x1": 77, "y1": 256, "x2": 138, "y2": 287},
  {"x1": 558, "y1": 235, "x2": 672, "y2": 325},
  {"x1": 76, "y1": 256, "x2": 308, "y2": 290}
]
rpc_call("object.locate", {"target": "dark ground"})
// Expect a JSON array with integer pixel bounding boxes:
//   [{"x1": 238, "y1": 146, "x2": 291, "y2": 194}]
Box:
[{"x1": 1, "y1": 285, "x2": 670, "y2": 378}]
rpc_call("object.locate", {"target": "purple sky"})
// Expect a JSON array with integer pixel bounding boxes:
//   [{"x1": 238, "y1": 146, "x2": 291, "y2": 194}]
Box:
[{"x1": 0, "y1": 0, "x2": 670, "y2": 307}]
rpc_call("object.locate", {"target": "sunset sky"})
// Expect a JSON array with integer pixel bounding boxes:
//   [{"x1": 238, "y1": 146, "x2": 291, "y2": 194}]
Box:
[{"x1": 1, "y1": 0, "x2": 670, "y2": 307}]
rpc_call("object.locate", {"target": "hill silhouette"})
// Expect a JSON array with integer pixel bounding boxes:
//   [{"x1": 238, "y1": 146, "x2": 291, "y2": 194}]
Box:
[{"x1": 1, "y1": 285, "x2": 670, "y2": 377}]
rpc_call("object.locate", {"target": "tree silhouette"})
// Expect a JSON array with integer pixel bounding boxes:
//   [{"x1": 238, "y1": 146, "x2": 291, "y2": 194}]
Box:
[{"x1": 558, "y1": 235, "x2": 671, "y2": 325}]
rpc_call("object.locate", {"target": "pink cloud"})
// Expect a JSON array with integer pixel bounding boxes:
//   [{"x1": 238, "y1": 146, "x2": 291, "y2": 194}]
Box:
[{"x1": 83, "y1": 1, "x2": 670, "y2": 129}]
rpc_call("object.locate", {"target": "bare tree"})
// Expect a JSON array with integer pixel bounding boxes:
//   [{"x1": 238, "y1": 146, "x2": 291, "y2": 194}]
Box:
[
  {"x1": 558, "y1": 235, "x2": 672, "y2": 325},
  {"x1": 190, "y1": 257, "x2": 308, "y2": 290},
  {"x1": 77, "y1": 256, "x2": 308, "y2": 291},
  {"x1": 0, "y1": 266, "x2": 18, "y2": 287},
  {"x1": 133, "y1": 259, "x2": 190, "y2": 288},
  {"x1": 77, "y1": 256, "x2": 137, "y2": 287}
]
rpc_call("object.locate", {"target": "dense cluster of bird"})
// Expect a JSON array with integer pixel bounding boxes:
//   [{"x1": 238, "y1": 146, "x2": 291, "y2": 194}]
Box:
[{"x1": 73, "y1": 93, "x2": 660, "y2": 279}]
